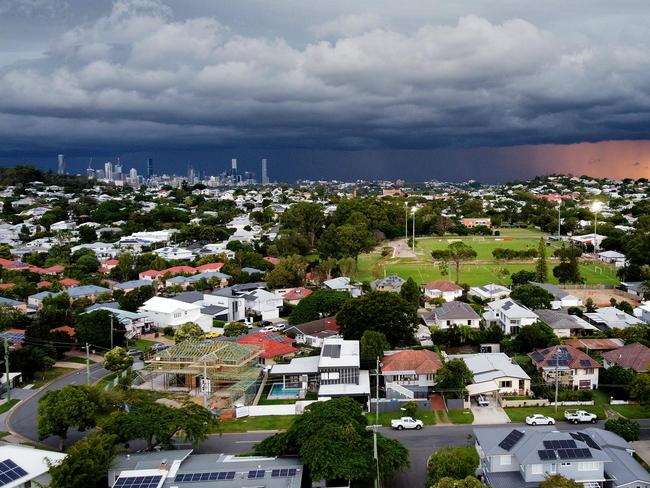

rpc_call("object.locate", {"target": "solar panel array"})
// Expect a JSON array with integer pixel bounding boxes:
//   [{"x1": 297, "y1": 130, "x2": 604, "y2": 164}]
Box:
[
  {"x1": 113, "y1": 475, "x2": 163, "y2": 488},
  {"x1": 0, "y1": 459, "x2": 28, "y2": 486},
  {"x1": 248, "y1": 470, "x2": 265, "y2": 479},
  {"x1": 271, "y1": 468, "x2": 298, "y2": 478},
  {"x1": 557, "y1": 448, "x2": 592, "y2": 460},
  {"x1": 322, "y1": 344, "x2": 341, "y2": 358},
  {"x1": 538, "y1": 450, "x2": 558, "y2": 461},
  {"x1": 543, "y1": 440, "x2": 577, "y2": 450},
  {"x1": 175, "y1": 472, "x2": 236, "y2": 482},
  {"x1": 0, "y1": 332, "x2": 24, "y2": 343},
  {"x1": 531, "y1": 351, "x2": 544, "y2": 362},
  {"x1": 579, "y1": 359, "x2": 592, "y2": 367},
  {"x1": 570, "y1": 432, "x2": 601, "y2": 450},
  {"x1": 498, "y1": 429, "x2": 524, "y2": 451}
]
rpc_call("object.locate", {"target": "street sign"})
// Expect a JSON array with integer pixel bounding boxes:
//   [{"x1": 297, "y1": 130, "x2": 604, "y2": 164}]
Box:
[{"x1": 200, "y1": 379, "x2": 211, "y2": 394}]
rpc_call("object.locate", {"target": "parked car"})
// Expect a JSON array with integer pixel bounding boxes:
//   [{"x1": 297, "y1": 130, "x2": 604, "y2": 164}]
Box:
[
  {"x1": 526, "y1": 414, "x2": 555, "y2": 426},
  {"x1": 260, "y1": 325, "x2": 276, "y2": 332},
  {"x1": 149, "y1": 342, "x2": 169, "y2": 353},
  {"x1": 274, "y1": 323, "x2": 286, "y2": 331},
  {"x1": 390, "y1": 417, "x2": 423, "y2": 430},
  {"x1": 476, "y1": 395, "x2": 489, "y2": 407},
  {"x1": 204, "y1": 331, "x2": 220, "y2": 339},
  {"x1": 564, "y1": 410, "x2": 597, "y2": 424},
  {"x1": 127, "y1": 349, "x2": 144, "y2": 360}
]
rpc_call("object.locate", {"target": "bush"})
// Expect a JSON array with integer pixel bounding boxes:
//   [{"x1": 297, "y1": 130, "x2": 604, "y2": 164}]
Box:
[
  {"x1": 427, "y1": 447, "x2": 479, "y2": 486},
  {"x1": 162, "y1": 326, "x2": 174, "y2": 337},
  {"x1": 402, "y1": 401, "x2": 417, "y2": 418},
  {"x1": 605, "y1": 418, "x2": 640, "y2": 441}
]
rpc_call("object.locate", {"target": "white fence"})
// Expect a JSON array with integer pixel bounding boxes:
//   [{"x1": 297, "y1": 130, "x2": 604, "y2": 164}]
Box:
[
  {"x1": 236, "y1": 400, "x2": 320, "y2": 418},
  {"x1": 500, "y1": 398, "x2": 595, "y2": 408}
]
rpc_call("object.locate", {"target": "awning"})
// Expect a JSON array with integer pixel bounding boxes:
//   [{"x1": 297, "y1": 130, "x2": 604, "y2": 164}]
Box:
[{"x1": 466, "y1": 380, "x2": 499, "y2": 396}]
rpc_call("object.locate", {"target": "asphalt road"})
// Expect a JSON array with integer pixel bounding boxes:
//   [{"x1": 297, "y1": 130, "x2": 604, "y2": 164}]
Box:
[{"x1": 7, "y1": 363, "x2": 109, "y2": 449}]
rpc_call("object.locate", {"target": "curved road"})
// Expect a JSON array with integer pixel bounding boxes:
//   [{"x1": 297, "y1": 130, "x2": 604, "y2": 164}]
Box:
[{"x1": 7, "y1": 363, "x2": 109, "y2": 449}]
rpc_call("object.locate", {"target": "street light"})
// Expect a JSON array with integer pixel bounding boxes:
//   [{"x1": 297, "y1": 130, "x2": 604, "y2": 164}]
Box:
[
  {"x1": 591, "y1": 201, "x2": 603, "y2": 253},
  {"x1": 411, "y1": 206, "x2": 416, "y2": 253},
  {"x1": 404, "y1": 202, "x2": 408, "y2": 244}
]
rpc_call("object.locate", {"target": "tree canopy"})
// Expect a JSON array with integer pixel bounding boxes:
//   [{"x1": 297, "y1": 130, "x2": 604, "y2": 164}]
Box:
[
  {"x1": 360, "y1": 330, "x2": 390, "y2": 362},
  {"x1": 174, "y1": 322, "x2": 205, "y2": 343},
  {"x1": 539, "y1": 474, "x2": 583, "y2": 488},
  {"x1": 435, "y1": 359, "x2": 473, "y2": 399},
  {"x1": 510, "y1": 284, "x2": 554, "y2": 310},
  {"x1": 103, "y1": 347, "x2": 134, "y2": 372},
  {"x1": 427, "y1": 447, "x2": 479, "y2": 486},
  {"x1": 288, "y1": 288, "x2": 351, "y2": 325},
  {"x1": 399, "y1": 277, "x2": 421, "y2": 307},
  {"x1": 512, "y1": 322, "x2": 559, "y2": 353},
  {"x1": 431, "y1": 242, "x2": 477, "y2": 283}
]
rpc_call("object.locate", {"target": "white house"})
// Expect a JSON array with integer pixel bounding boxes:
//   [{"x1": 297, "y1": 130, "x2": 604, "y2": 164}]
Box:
[
  {"x1": 422, "y1": 280, "x2": 463, "y2": 302},
  {"x1": 322, "y1": 276, "x2": 362, "y2": 297},
  {"x1": 152, "y1": 246, "x2": 194, "y2": 261},
  {"x1": 584, "y1": 307, "x2": 645, "y2": 331},
  {"x1": 469, "y1": 283, "x2": 511, "y2": 301},
  {"x1": 635, "y1": 302, "x2": 650, "y2": 324},
  {"x1": 484, "y1": 298, "x2": 539, "y2": 335},
  {"x1": 597, "y1": 250, "x2": 627, "y2": 268},
  {"x1": 138, "y1": 296, "x2": 212, "y2": 331},
  {"x1": 242, "y1": 288, "x2": 283, "y2": 320},
  {"x1": 0, "y1": 444, "x2": 66, "y2": 487},
  {"x1": 427, "y1": 301, "x2": 481, "y2": 329},
  {"x1": 50, "y1": 220, "x2": 77, "y2": 232},
  {"x1": 449, "y1": 352, "x2": 531, "y2": 397},
  {"x1": 205, "y1": 288, "x2": 246, "y2": 322},
  {"x1": 531, "y1": 282, "x2": 582, "y2": 309},
  {"x1": 70, "y1": 241, "x2": 119, "y2": 259}
]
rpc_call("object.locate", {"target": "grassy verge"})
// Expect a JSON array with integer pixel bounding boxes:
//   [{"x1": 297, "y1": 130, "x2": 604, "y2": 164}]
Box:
[
  {"x1": 0, "y1": 399, "x2": 19, "y2": 414},
  {"x1": 0, "y1": 432, "x2": 9, "y2": 439},
  {"x1": 218, "y1": 415, "x2": 296, "y2": 433},
  {"x1": 127, "y1": 338, "x2": 157, "y2": 352},
  {"x1": 97, "y1": 371, "x2": 119, "y2": 388},
  {"x1": 447, "y1": 409, "x2": 474, "y2": 424},
  {"x1": 32, "y1": 367, "x2": 77, "y2": 388},
  {"x1": 365, "y1": 411, "x2": 436, "y2": 427},
  {"x1": 62, "y1": 356, "x2": 95, "y2": 364},
  {"x1": 504, "y1": 405, "x2": 606, "y2": 423},
  {"x1": 609, "y1": 404, "x2": 650, "y2": 419}
]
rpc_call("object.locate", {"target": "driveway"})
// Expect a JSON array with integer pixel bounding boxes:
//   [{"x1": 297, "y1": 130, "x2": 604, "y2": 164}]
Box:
[{"x1": 471, "y1": 397, "x2": 511, "y2": 424}]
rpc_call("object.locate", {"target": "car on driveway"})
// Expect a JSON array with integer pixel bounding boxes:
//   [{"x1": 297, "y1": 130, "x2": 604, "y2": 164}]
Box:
[{"x1": 525, "y1": 414, "x2": 555, "y2": 425}]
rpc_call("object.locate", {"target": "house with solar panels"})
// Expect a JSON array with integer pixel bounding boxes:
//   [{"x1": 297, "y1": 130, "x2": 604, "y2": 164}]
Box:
[
  {"x1": 483, "y1": 298, "x2": 539, "y2": 336},
  {"x1": 108, "y1": 450, "x2": 303, "y2": 488},
  {"x1": 474, "y1": 426, "x2": 650, "y2": 488},
  {"x1": 528, "y1": 345, "x2": 601, "y2": 390},
  {"x1": 0, "y1": 444, "x2": 66, "y2": 487}
]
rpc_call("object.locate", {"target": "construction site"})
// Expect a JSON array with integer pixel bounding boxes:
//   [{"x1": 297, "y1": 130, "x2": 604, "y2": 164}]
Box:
[{"x1": 134, "y1": 340, "x2": 263, "y2": 409}]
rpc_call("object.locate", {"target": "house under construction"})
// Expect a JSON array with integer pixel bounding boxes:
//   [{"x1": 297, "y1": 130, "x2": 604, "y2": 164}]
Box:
[{"x1": 135, "y1": 340, "x2": 262, "y2": 408}]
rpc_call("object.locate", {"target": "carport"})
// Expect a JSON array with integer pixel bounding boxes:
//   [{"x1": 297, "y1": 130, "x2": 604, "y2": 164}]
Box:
[{"x1": 466, "y1": 381, "x2": 511, "y2": 425}]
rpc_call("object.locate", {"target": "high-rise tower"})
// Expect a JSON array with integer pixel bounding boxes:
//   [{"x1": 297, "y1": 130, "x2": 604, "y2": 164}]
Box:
[
  {"x1": 57, "y1": 154, "x2": 65, "y2": 175},
  {"x1": 104, "y1": 161, "x2": 113, "y2": 181},
  {"x1": 261, "y1": 158, "x2": 268, "y2": 185},
  {"x1": 147, "y1": 158, "x2": 154, "y2": 178}
]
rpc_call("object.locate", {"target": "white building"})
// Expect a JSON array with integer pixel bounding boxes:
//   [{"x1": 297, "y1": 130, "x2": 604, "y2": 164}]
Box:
[
  {"x1": 483, "y1": 298, "x2": 539, "y2": 335},
  {"x1": 422, "y1": 280, "x2": 464, "y2": 302},
  {"x1": 0, "y1": 444, "x2": 66, "y2": 487},
  {"x1": 242, "y1": 288, "x2": 283, "y2": 320},
  {"x1": 70, "y1": 242, "x2": 119, "y2": 259},
  {"x1": 322, "y1": 276, "x2": 362, "y2": 297},
  {"x1": 449, "y1": 353, "x2": 531, "y2": 397},
  {"x1": 469, "y1": 283, "x2": 511, "y2": 301},
  {"x1": 584, "y1": 307, "x2": 645, "y2": 331},
  {"x1": 531, "y1": 282, "x2": 582, "y2": 309},
  {"x1": 138, "y1": 296, "x2": 212, "y2": 331}
]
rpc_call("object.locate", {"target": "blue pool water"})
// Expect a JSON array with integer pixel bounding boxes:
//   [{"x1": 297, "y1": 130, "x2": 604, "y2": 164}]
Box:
[{"x1": 269, "y1": 383, "x2": 301, "y2": 397}]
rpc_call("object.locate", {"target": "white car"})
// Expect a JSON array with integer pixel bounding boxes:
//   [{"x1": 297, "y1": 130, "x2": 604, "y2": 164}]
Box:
[
  {"x1": 260, "y1": 325, "x2": 276, "y2": 332},
  {"x1": 525, "y1": 414, "x2": 556, "y2": 426},
  {"x1": 476, "y1": 394, "x2": 489, "y2": 407},
  {"x1": 390, "y1": 417, "x2": 423, "y2": 430}
]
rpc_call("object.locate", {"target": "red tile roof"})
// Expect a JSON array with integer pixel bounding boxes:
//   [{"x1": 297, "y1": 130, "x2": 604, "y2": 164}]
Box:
[
  {"x1": 103, "y1": 259, "x2": 119, "y2": 266},
  {"x1": 59, "y1": 278, "x2": 80, "y2": 287},
  {"x1": 423, "y1": 280, "x2": 463, "y2": 292},
  {"x1": 51, "y1": 325, "x2": 76, "y2": 337},
  {"x1": 237, "y1": 332, "x2": 297, "y2": 359},
  {"x1": 0, "y1": 283, "x2": 15, "y2": 289},
  {"x1": 529, "y1": 345, "x2": 601, "y2": 369},
  {"x1": 602, "y1": 343, "x2": 650, "y2": 373},
  {"x1": 382, "y1": 349, "x2": 443, "y2": 375},
  {"x1": 264, "y1": 256, "x2": 280, "y2": 265},
  {"x1": 283, "y1": 287, "x2": 312, "y2": 301},
  {"x1": 37, "y1": 280, "x2": 53, "y2": 288},
  {"x1": 195, "y1": 262, "x2": 224, "y2": 272},
  {"x1": 562, "y1": 338, "x2": 624, "y2": 351},
  {"x1": 42, "y1": 265, "x2": 65, "y2": 274},
  {"x1": 0, "y1": 258, "x2": 16, "y2": 267}
]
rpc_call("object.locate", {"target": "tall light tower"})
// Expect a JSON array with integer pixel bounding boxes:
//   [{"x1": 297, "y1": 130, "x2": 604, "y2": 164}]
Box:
[
  {"x1": 591, "y1": 201, "x2": 603, "y2": 253},
  {"x1": 411, "y1": 206, "x2": 416, "y2": 253},
  {"x1": 404, "y1": 202, "x2": 408, "y2": 244}
]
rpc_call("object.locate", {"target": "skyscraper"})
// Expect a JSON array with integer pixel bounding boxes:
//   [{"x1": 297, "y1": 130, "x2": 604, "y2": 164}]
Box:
[
  {"x1": 147, "y1": 158, "x2": 154, "y2": 178},
  {"x1": 129, "y1": 167, "x2": 138, "y2": 186},
  {"x1": 231, "y1": 158, "x2": 237, "y2": 176},
  {"x1": 261, "y1": 158, "x2": 268, "y2": 185},
  {"x1": 57, "y1": 154, "x2": 65, "y2": 175},
  {"x1": 86, "y1": 158, "x2": 95, "y2": 179},
  {"x1": 104, "y1": 161, "x2": 113, "y2": 181},
  {"x1": 114, "y1": 159, "x2": 123, "y2": 181}
]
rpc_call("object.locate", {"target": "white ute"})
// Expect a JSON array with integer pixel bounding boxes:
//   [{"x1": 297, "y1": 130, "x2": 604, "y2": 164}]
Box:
[
  {"x1": 564, "y1": 410, "x2": 597, "y2": 424},
  {"x1": 390, "y1": 417, "x2": 423, "y2": 430}
]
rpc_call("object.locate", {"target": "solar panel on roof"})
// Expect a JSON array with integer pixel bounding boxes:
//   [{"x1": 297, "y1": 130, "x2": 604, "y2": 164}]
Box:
[
  {"x1": 0, "y1": 459, "x2": 28, "y2": 486},
  {"x1": 531, "y1": 351, "x2": 544, "y2": 361},
  {"x1": 113, "y1": 475, "x2": 163, "y2": 488},
  {"x1": 498, "y1": 429, "x2": 524, "y2": 451},
  {"x1": 538, "y1": 450, "x2": 557, "y2": 461},
  {"x1": 175, "y1": 471, "x2": 236, "y2": 482},
  {"x1": 248, "y1": 470, "x2": 265, "y2": 479},
  {"x1": 271, "y1": 468, "x2": 298, "y2": 478},
  {"x1": 322, "y1": 344, "x2": 341, "y2": 358},
  {"x1": 579, "y1": 359, "x2": 591, "y2": 367}
]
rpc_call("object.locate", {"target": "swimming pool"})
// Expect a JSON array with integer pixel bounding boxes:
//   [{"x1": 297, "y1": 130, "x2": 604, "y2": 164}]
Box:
[{"x1": 268, "y1": 383, "x2": 303, "y2": 400}]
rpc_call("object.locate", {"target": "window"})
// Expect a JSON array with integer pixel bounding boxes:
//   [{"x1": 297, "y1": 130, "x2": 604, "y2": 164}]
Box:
[
  {"x1": 329, "y1": 372, "x2": 340, "y2": 380},
  {"x1": 500, "y1": 380, "x2": 512, "y2": 388},
  {"x1": 578, "y1": 462, "x2": 598, "y2": 471},
  {"x1": 531, "y1": 464, "x2": 542, "y2": 474},
  {"x1": 585, "y1": 368, "x2": 594, "y2": 374},
  {"x1": 500, "y1": 455, "x2": 511, "y2": 465},
  {"x1": 467, "y1": 320, "x2": 472, "y2": 326},
  {"x1": 548, "y1": 463, "x2": 557, "y2": 474},
  {"x1": 561, "y1": 462, "x2": 571, "y2": 467}
]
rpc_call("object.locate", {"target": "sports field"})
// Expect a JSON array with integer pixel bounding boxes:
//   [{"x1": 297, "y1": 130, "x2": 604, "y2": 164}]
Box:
[{"x1": 354, "y1": 230, "x2": 619, "y2": 286}]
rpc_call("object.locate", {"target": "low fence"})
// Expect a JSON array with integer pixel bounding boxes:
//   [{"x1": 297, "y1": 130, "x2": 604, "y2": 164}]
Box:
[
  {"x1": 611, "y1": 400, "x2": 636, "y2": 405},
  {"x1": 500, "y1": 398, "x2": 594, "y2": 408},
  {"x1": 235, "y1": 400, "x2": 320, "y2": 418},
  {"x1": 447, "y1": 398, "x2": 465, "y2": 411},
  {"x1": 370, "y1": 398, "x2": 432, "y2": 413}
]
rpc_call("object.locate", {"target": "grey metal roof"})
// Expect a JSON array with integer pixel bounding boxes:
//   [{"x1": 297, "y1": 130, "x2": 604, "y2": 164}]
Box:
[
  {"x1": 434, "y1": 301, "x2": 480, "y2": 320},
  {"x1": 534, "y1": 309, "x2": 595, "y2": 331},
  {"x1": 172, "y1": 291, "x2": 204, "y2": 304},
  {"x1": 484, "y1": 471, "x2": 538, "y2": 488},
  {"x1": 530, "y1": 282, "x2": 569, "y2": 299}
]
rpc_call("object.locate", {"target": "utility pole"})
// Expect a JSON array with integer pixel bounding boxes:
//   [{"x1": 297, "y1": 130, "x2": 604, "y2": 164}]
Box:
[
  {"x1": 110, "y1": 315, "x2": 114, "y2": 350},
  {"x1": 85, "y1": 343, "x2": 91, "y2": 385},
  {"x1": 404, "y1": 203, "x2": 408, "y2": 245},
  {"x1": 557, "y1": 200, "x2": 561, "y2": 239},
  {"x1": 203, "y1": 361, "x2": 208, "y2": 408},
  {"x1": 4, "y1": 341, "x2": 10, "y2": 402},
  {"x1": 374, "y1": 357, "x2": 381, "y2": 488},
  {"x1": 412, "y1": 208, "x2": 416, "y2": 253},
  {"x1": 554, "y1": 349, "x2": 559, "y2": 413}
]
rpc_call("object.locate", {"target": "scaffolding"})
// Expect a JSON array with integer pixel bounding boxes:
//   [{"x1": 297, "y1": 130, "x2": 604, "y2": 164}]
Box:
[{"x1": 136, "y1": 340, "x2": 263, "y2": 406}]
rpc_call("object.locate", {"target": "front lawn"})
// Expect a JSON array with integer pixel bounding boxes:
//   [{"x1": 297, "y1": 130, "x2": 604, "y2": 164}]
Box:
[
  {"x1": 609, "y1": 404, "x2": 650, "y2": 419},
  {"x1": 365, "y1": 410, "x2": 436, "y2": 427},
  {"x1": 32, "y1": 367, "x2": 77, "y2": 388},
  {"x1": 127, "y1": 338, "x2": 158, "y2": 352},
  {"x1": 447, "y1": 409, "x2": 474, "y2": 424},
  {"x1": 219, "y1": 415, "x2": 296, "y2": 433}
]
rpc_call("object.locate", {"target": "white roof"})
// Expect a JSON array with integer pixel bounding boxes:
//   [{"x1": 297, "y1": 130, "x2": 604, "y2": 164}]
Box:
[
  {"x1": 323, "y1": 277, "x2": 351, "y2": 290},
  {"x1": 584, "y1": 307, "x2": 644, "y2": 328},
  {"x1": 0, "y1": 444, "x2": 66, "y2": 487},
  {"x1": 269, "y1": 356, "x2": 320, "y2": 375},
  {"x1": 318, "y1": 337, "x2": 360, "y2": 368},
  {"x1": 488, "y1": 298, "x2": 538, "y2": 319},
  {"x1": 139, "y1": 296, "x2": 200, "y2": 314},
  {"x1": 318, "y1": 370, "x2": 370, "y2": 396},
  {"x1": 598, "y1": 250, "x2": 626, "y2": 259},
  {"x1": 466, "y1": 380, "x2": 500, "y2": 396},
  {"x1": 449, "y1": 353, "x2": 530, "y2": 383}
]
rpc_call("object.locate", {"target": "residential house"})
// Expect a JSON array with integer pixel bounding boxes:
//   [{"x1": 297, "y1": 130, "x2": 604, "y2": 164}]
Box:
[
  {"x1": 269, "y1": 337, "x2": 370, "y2": 402},
  {"x1": 425, "y1": 301, "x2": 481, "y2": 329},
  {"x1": 529, "y1": 345, "x2": 600, "y2": 390},
  {"x1": 280, "y1": 287, "x2": 312, "y2": 305},
  {"x1": 113, "y1": 279, "x2": 153, "y2": 293},
  {"x1": 138, "y1": 296, "x2": 213, "y2": 331},
  {"x1": 469, "y1": 283, "x2": 511, "y2": 302},
  {"x1": 534, "y1": 309, "x2": 598, "y2": 337},
  {"x1": 450, "y1": 353, "x2": 531, "y2": 398},
  {"x1": 371, "y1": 275, "x2": 406, "y2": 293},
  {"x1": 85, "y1": 305, "x2": 154, "y2": 338},
  {"x1": 50, "y1": 220, "x2": 76, "y2": 232},
  {"x1": 422, "y1": 280, "x2": 464, "y2": 302},
  {"x1": 484, "y1": 298, "x2": 539, "y2": 335},
  {"x1": 462, "y1": 217, "x2": 491, "y2": 228},
  {"x1": 109, "y1": 450, "x2": 303, "y2": 488},
  {"x1": 237, "y1": 331, "x2": 297, "y2": 365},
  {"x1": 70, "y1": 242, "x2": 118, "y2": 259},
  {"x1": 206, "y1": 288, "x2": 246, "y2": 323},
  {"x1": 597, "y1": 250, "x2": 627, "y2": 268},
  {"x1": 530, "y1": 282, "x2": 582, "y2": 309},
  {"x1": 584, "y1": 307, "x2": 644, "y2": 331},
  {"x1": 636, "y1": 302, "x2": 650, "y2": 323},
  {"x1": 66, "y1": 285, "x2": 111, "y2": 302},
  {"x1": 0, "y1": 296, "x2": 29, "y2": 313},
  {"x1": 27, "y1": 291, "x2": 56, "y2": 309},
  {"x1": 241, "y1": 288, "x2": 283, "y2": 321},
  {"x1": 475, "y1": 426, "x2": 650, "y2": 488},
  {"x1": 152, "y1": 246, "x2": 194, "y2": 261},
  {"x1": 323, "y1": 276, "x2": 362, "y2": 297},
  {"x1": 285, "y1": 317, "x2": 340, "y2": 348},
  {"x1": 562, "y1": 338, "x2": 624, "y2": 354},
  {"x1": 0, "y1": 444, "x2": 66, "y2": 488},
  {"x1": 619, "y1": 281, "x2": 646, "y2": 299},
  {"x1": 381, "y1": 349, "x2": 443, "y2": 399},
  {"x1": 602, "y1": 343, "x2": 650, "y2": 373}
]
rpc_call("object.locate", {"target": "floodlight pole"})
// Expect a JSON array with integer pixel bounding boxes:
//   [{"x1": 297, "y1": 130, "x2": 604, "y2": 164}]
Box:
[
  {"x1": 412, "y1": 209, "x2": 416, "y2": 253},
  {"x1": 554, "y1": 349, "x2": 559, "y2": 413},
  {"x1": 4, "y1": 341, "x2": 10, "y2": 402}
]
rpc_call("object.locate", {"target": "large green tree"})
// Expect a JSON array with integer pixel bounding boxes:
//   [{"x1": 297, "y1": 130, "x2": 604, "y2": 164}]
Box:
[
  {"x1": 288, "y1": 289, "x2": 351, "y2": 325},
  {"x1": 435, "y1": 359, "x2": 473, "y2": 399},
  {"x1": 630, "y1": 374, "x2": 650, "y2": 406},
  {"x1": 433, "y1": 477, "x2": 485, "y2": 488},
  {"x1": 318, "y1": 223, "x2": 375, "y2": 260},
  {"x1": 535, "y1": 237, "x2": 548, "y2": 282},
  {"x1": 336, "y1": 291, "x2": 417, "y2": 347},
  {"x1": 37, "y1": 385, "x2": 105, "y2": 450},
  {"x1": 75, "y1": 310, "x2": 126, "y2": 349},
  {"x1": 539, "y1": 474, "x2": 583, "y2": 488},
  {"x1": 604, "y1": 418, "x2": 640, "y2": 441},
  {"x1": 431, "y1": 242, "x2": 477, "y2": 283},
  {"x1": 399, "y1": 277, "x2": 421, "y2": 307},
  {"x1": 360, "y1": 330, "x2": 390, "y2": 361},
  {"x1": 103, "y1": 347, "x2": 133, "y2": 372},
  {"x1": 280, "y1": 202, "x2": 325, "y2": 249},
  {"x1": 174, "y1": 322, "x2": 205, "y2": 343},
  {"x1": 553, "y1": 242, "x2": 584, "y2": 284},
  {"x1": 513, "y1": 322, "x2": 559, "y2": 353},
  {"x1": 511, "y1": 284, "x2": 554, "y2": 310},
  {"x1": 427, "y1": 447, "x2": 479, "y2": 486},
  {"x1": 265, "y1": 254, "x2": 307, "y2": 288},
  {"x1": 49, "y1": 432, "x2": 120, "y2": 488}
]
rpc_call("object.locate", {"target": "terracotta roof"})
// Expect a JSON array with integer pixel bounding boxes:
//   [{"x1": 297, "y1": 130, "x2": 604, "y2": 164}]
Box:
[
  {"x1": 602, "y1": 343, "x2": 650, "y2": 373},
  {"x1": 102, "y1": 259, "x2": 119, "y2": 266},
  {"x1": 164, "y1": 266, "x2": 196, "y2": 274},
  {"x1": 59, "y1": 278, "x2": 80, "y2": 287},
  {"x1": 529, "y1": 345, "x2": 601, "y2": 369},
  {"x1": 382, "y1": 349, "x2": 443, "y2": 375},
  {"x1": 423, "y1": 280, "x2": 463, "y2": 292},
  {"x1": 37, "y1": 280, "x2": 52, "y2": 288},
  {"x1": 237, "y1": 332, "x2": 297, "y2": 359},
  {"x1": 195, "y1": 262, "x2": 224, "y2": 272},
  {"x1": 562, "y1": 338, "x2": 624, "y2": 351},
  {"x1": 0, "y1": 284, "x2": 15, "y2": 289},
  {"x1": 0, "y1": 258, "x2": 16, "y2": 267},
  {"x1": 264, "y1": 256, "x2": 280, "y2": 265},
  {"x1": 51, "y1": 325, "x2": 76, "y2": 337},
  {"x1": 42, "y1": 265, "x2": 65, "y2": 274},
  {"x1": 140, "y1": 269, "x2": 163, "y2": 277},
  {"x1": 283, "y1": 287, "x2": 313, "y2": 301}
]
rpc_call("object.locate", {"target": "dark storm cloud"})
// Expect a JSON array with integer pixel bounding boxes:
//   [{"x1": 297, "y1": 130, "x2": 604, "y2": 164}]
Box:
[{"x1": 1, "y1": 0, "x2": 650, "y2": 179}]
